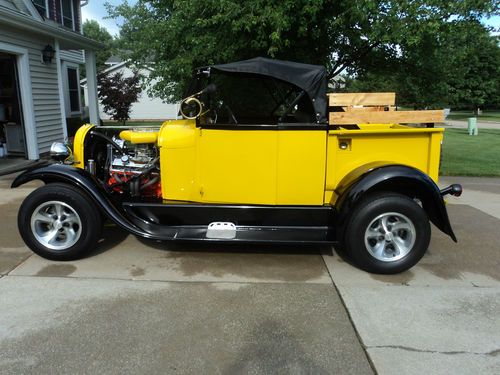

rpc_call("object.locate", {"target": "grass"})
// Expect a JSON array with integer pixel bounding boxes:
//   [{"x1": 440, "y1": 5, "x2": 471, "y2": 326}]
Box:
[
  {"x1": 446, "y1": 111, "x2": 500, "y2": 122},
  {"x1": 441, "y1": 128, "x2": 500, "y2": 176}
]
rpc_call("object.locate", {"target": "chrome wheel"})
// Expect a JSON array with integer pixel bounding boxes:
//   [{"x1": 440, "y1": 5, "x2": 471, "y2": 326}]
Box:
[
  {"x1": 30, "y1": 200, "x2": 82, "y2": 251},
  {"x1": 364, "y1": 212, "x2": 416, "y2": 262}
]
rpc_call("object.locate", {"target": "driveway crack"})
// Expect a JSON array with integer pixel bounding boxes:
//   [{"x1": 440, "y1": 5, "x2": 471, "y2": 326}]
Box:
[
  {"x1": 321, "y1": 254, "x2": 378, "y2": 374},
  {"x1": 367, "y1": 345, "x2": 500, "y2": 357},
  {"x1": 6, "y1": 252, "x2": 34, "y2": 276}
]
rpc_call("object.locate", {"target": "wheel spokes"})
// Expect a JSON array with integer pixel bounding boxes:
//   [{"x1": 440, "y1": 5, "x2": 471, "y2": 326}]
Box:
[
  {"x1": 364, "y1": 212, "x2": 416, "y2": 262},
  {"x1": 371, "y1": 241, "x2": 387, "y2": 259},
  {"x1": 42, "y1": 228, "x2": 59, "y2": 245},
  {"x1": 366, "y1": 226, "x2": 381, "y2": 239},
  {"x1": 391, "y1": 221, "x2": 412, "y2": 233},
  {"x1": 64, "y1": 227, "x2": 78, "y2": 243},
  {"x1": 380, "y1": 216, "x2": 390, "y2": 233},
  {"x1": 54, "y1": 203, "x2": 63, "y2": 217},
  {"x1": 64, "y1": 213, "x2": 80, "y2": 226},
  {"x1": 30, "y1": 200, "x2": 82, "y2": 251},
  {"x1": 33, "y1": 211, "x2": 54, "y2": 224}
]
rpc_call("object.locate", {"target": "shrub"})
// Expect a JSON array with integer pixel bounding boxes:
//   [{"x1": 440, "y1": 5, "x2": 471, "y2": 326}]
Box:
[{"x1": 97, "y1": 71, "x2": 142, "y2": 124}]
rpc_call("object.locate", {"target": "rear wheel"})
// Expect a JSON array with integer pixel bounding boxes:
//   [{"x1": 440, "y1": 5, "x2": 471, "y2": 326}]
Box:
[
  {"x1": 18, "y1": 183, "x2": 102, "y2": 261},
  {"x1": 343, "y1": 193, "x2": 430, "y2": 274}
]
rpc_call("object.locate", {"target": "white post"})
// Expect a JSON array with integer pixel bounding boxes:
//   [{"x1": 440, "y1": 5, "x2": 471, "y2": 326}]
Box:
[
  {"x1": 54, "y1": 39, "x2": 68, "y2": 140},
  {"x1": 85, "y1": 49, "x2": 99, "y2": 125}
]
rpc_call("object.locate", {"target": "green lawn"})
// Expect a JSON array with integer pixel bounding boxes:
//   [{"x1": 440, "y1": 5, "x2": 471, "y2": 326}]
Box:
[
  {"x1": 446, "y1": 111, "x2": 500, "y2": 122},
  {"x1": 441, "y1": 128, "x2": 500, "y2": 176}
]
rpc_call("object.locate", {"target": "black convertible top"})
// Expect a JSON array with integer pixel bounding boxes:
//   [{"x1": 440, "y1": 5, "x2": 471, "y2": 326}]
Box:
[{"x1": 205, "y1": 57, "x2": 328, "y2": 123}]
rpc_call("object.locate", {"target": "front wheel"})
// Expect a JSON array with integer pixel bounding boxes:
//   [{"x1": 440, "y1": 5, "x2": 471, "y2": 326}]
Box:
[
  {"x1": 343, "y1": 193, "x2": 430, "y2": 274},
  {"x1": 18, "y1": 183, "x2": 103, "y2": 261}
]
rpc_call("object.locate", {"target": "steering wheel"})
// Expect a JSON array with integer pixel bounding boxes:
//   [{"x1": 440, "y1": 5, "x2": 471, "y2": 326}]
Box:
[{"x1": 180, "y1": 97, "x2": 202, "y2": 119}]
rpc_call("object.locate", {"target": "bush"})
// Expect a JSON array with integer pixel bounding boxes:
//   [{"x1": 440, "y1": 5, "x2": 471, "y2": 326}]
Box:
[{"x1": 97, "y1": 71, "x2": 142, "y2": 124}]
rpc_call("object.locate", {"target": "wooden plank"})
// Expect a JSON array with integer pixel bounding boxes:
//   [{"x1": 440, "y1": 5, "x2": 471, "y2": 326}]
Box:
[
  {"x1": 328, "y1": 92, "x2": 396, "y2": 107},
  {"x1": 329, "y1": 110, "x2": 444, "y2": 124},
  {"x1": 341, "y1": 106, "x2": 389, "y2": 112}
]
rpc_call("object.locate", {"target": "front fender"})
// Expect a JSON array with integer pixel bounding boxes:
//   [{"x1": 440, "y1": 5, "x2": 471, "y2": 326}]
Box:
[
  {"x1": 335, "y1": 165, "x2": 457, "y2": 242},
  {"x1": 11, "y1": 164, "x2": 153, "y2": 239}
]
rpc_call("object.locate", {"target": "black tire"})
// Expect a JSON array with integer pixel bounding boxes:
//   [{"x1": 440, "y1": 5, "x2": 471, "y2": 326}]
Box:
[
  {"x1": 18, "y1": 183, "x2": 102, "y2": 261},
  {"x1": 343, "y1": 192, "x2": 430, "y2": 274}
]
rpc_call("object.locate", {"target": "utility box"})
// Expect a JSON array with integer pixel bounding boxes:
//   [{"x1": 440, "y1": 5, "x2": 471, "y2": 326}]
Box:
[{"x1": 467, "y1": 117, "x2": 478, "y2": 136}]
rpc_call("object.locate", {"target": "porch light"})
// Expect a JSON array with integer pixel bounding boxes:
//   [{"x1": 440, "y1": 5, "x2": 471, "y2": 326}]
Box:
[{"x1": 42, "y1": 45, "x2": 55, "y2": 63}]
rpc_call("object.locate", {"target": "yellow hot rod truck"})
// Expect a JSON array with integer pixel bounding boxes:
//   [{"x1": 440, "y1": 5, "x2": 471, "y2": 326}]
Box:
[{"x1": 12, "y1": 58, "x2": 462, "y2": 274}]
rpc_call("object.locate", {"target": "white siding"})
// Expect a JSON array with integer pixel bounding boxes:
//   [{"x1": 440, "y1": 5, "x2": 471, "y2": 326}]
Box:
[
  {"x1": 128, "y1": 91, "x2": 179, "y2": 120},
  {"x1": 0, "y1": 24, "x2": 65, "y2": 153},
  {"x1": 9, "y1": 0, "x2": 29, "y2": 14},
  {"x1": 60, "y1": 49, "x2": 84, "y2": 64},
  {"x1": 0, "y1": 0, "x2": 18, "y2": 11}
]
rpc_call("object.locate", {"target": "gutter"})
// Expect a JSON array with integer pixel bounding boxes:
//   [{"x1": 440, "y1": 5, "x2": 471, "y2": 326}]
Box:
[{"x1": 0, "y1": 6, "x2": 103, "y2": 49}]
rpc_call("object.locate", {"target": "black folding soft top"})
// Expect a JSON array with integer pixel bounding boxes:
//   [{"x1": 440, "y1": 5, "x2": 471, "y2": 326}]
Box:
[{"x1": 205, "y1": 57, "x2": 328, "y2": 123}]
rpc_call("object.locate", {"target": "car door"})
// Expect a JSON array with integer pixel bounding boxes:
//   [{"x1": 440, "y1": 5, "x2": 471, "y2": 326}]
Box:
[
  {"x1": 196, "y1": 124, "x2": 328, "y2": 206},
  {"x1": 197, "y1": 125, "x2": 278, "y2": 205},
  {"x1": 276, "y1": 128, "x2": 327, "y2": 205}
]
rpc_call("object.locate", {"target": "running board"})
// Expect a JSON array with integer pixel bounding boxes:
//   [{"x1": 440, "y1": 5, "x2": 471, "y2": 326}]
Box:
[
  {"x1": 122, "y1": 202, "x2": 335, "y2": 227},
  {"x1": 121, "y1": 202, "x2": 337, "y2": 244},
  {"x1": 140, "y1": 225, "x2": 336, "y2": 244}
]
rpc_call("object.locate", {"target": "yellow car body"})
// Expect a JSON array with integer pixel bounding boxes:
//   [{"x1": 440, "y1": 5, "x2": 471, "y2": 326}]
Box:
[{"x1": 74, "y1": 120, "x2": 444, "y2": 207}]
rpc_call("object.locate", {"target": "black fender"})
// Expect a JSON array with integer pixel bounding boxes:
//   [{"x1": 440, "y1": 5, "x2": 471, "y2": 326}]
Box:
[
  {"x1": 334, "y1": 164, "x2": 457, "y2": 242},
  {"x1": 11, "y1": 164, "x2": 157, "y2": 239}
]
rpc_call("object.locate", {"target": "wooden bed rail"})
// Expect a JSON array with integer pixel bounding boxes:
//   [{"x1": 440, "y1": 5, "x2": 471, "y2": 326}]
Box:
[{"x1": 328, "y1": 92, "x2": 444, "y2": 125}]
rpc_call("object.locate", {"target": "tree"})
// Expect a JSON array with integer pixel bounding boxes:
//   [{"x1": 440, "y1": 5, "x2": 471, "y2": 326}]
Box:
[
  {"x1": 450, "y1": 28, "x2": 500, "y2": 109},
  {"x1": 97, "y1": 71, "x2": 142, "y2": 124},
  {"x1": 347, "y1": 20, "x2": 500, "y2": 109},
  {"x1": 106, "y1": 0, "x2": 497, "y2": 103},
  {"x1": 82, "y1": 20, "x2": 115, "y2": 76}
]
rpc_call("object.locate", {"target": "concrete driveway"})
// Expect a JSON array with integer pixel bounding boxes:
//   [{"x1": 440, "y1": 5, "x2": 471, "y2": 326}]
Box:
[
  {"x1": 0, "y1": 174, "x2": 499, "y2": 374},
  {"x1": 325, "y1": 176, "x2": 500, "y2": 374}
]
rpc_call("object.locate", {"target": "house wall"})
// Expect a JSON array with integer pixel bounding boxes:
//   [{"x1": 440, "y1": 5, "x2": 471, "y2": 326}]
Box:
[
  {"x1": 128, "y1": 92, "x2": 179, "y2": 121},
  {"x1": 93, "y1": 66, "x2": 179, "y2": 121},
  {"x1": 0, "y1": 0, "x2": 17, "y2": 11},
  {"x1": 60, "y1": 49, "x2": 84, "y2": 64},
  {"x1": 0, "y1": 24, "x2": 65, "y2": 153},
  {"x1": 10, "y1": 0, "x2": 30, "y2": 14}
]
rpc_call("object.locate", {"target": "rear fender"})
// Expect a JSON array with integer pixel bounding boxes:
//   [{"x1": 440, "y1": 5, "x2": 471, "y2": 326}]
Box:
[
  {"x1": 11, "y1": 164, "x2": 152, "y2": 238},
  {"x1": 334, "y1": 164, "x2": 457, "y2": 242}
]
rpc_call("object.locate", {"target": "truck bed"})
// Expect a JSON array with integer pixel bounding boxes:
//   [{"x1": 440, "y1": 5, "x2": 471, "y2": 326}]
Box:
[{"x1": 325, "y1": 92, "x2": 445, "y2": 204}]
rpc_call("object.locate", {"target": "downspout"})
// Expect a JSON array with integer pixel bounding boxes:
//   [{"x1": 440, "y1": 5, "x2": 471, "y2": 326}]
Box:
[
  {"x1": 54, "y1": 39, "x2": 69, "y2": 141},
  {"x1": 80, "y1": 0, "x2": 96, "y2": 124},
  {"x1": 79, "y1": 1, "x2": 89, "y2": 34}
]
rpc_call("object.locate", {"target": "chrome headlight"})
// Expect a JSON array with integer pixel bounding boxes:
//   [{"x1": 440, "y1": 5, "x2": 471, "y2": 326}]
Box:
[{"x1": 50, "y1": 142, "x2": 69, "y2": 161}]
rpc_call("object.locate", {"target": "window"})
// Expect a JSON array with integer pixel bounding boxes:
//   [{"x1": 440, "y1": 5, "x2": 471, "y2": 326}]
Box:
[
  {"x1": 60, "y1": 0, "x2": 74, "y2": 30},
  {"x1": 32, "y1": 0, "x2": 48, "y2": 18},
  {"x1": 67, "y1": 68, "x2": 80, "y2": 113},
  {"x1": 192, "y1": 72, "x2": 315, "y2": 126}
]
